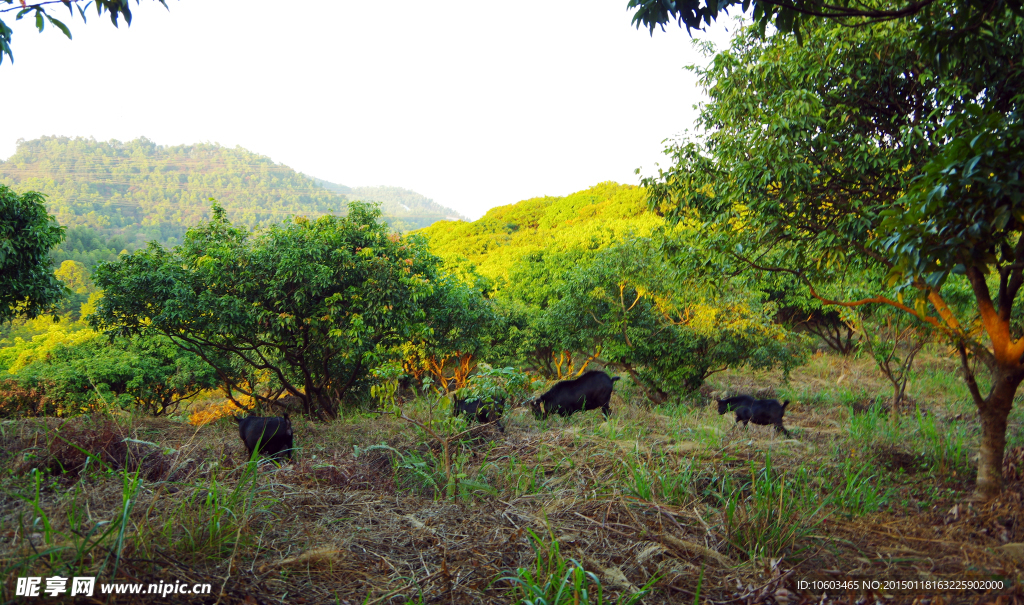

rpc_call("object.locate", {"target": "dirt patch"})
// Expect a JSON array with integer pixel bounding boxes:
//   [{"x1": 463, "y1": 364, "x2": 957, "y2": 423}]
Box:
[{"x1": 875, "y1": 445, "x2": 930, "y2": 475}]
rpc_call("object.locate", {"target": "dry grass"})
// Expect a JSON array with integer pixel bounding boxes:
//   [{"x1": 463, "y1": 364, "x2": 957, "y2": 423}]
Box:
[{"x1": 1, "y1": 350, "x2": 1023, "y2": 604}]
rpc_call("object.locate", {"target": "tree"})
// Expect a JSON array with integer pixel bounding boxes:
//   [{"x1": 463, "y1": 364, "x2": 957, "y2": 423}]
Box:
[
  {"x1": 4, "y1": 332, "x2": 219, "y2": 417},
  {"x1": 641, "y1": 16, "x2": 1023, "y2": 497},
  {"x1": 399, "y1": 251, "x2": 496, "y2": 392},
  {"x1": 0, "y1": 0, "x2": 167, "y2": 65},
  {"x1": 0, "y1": 184, "x2": 67, "y2": 324},
  {"x1": 92, "y1": 202, "x2": 440, "y2": 420},
  {"x1": 626, "y1": 0, "x2": 1019, "y2": 43},
  {"x1": 547, "y1": 237, "x2": 802, "y2": 402}
]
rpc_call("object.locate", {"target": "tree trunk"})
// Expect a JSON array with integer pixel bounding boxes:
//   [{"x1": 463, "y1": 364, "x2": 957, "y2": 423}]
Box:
[{"x1": 975, "y1": 369, "x2": 1021, "y2": 498}]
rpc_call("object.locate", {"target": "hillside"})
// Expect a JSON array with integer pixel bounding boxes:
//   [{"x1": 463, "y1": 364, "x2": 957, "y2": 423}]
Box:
[
  {"x1": 0, "y1": 136, "x2": 465, "y2": 250},
  {"x1": 414, "y1": 181, "x2": 663, "y2": 283},
  {"x1": 313, "y1": 180, "x2": 466, "y2": 228}
]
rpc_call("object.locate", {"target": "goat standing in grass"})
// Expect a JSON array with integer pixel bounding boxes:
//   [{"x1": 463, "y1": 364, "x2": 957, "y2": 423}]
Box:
[
  {"x1": 717, "y1": 395, "x2": 792, "y2": 437},
  {"x1": 453, "y1": 397, "x2": 506, "y2": 432},
  {"x1": 235, "y1": 414, "x2": 294, "y2": 461}
]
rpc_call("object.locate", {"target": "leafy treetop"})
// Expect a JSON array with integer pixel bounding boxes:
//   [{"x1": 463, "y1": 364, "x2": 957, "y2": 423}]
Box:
[
  {"x1": 626, "y1": 0, "x2": 1021, "y2": 45},
  {"x1": 0, "y1": 184, "x2": 67, "y2": 324}
]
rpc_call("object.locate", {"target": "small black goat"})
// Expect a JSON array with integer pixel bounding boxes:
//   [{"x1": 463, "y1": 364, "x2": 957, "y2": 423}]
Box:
[
  {"x1": 235, "y1": 414, "x2": 294, "y2": 461},
  {"x1": 453, "y1": 397, "x2": 506, "y2": 432},
  {"x1": 717, "y1": 395, "x2": 792, "y2": 437}
]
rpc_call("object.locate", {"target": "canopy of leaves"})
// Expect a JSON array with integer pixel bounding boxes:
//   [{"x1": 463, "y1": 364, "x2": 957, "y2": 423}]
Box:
[
  {"x1": 0, "y1": 184, "x2": 67, "y2": 324},
  {"x1": 643, "y1": 13, "x2": 1022, "y2": 347},
  {"x1": 2, "y1": 331, "x2": 219, "y2": 417},
  {"x1": 546, "y1": 237, "x2": 803, "y2": 400},
  {"x1": 626, "y1": 0, "x2": 1020, "y2": 46},
  {"x1": 91, "y1": 202, "x2": 451, "y2": 419}
]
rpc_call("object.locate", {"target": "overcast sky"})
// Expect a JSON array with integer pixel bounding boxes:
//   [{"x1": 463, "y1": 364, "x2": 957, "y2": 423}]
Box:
[{"x1": 0, "y1": 1, "x2": 733, "y2": 219}]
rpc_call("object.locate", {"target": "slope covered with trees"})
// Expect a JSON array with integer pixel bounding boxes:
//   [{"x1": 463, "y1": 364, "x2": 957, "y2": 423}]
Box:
[
  {"x1": 325, "y1": 182, "x2": 467, "y2": 232},
  {"x1": 415, "y1": 181, "x2": 662, "y2": 286},
  {"x1": 0, "y1": 136, "x2": 464, "y2": 256}
]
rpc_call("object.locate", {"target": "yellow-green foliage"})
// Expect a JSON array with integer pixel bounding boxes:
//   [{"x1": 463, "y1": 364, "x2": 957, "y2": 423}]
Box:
[
  {"x1": 1, "y1": 320, "x2": 98, "y2": 373},
  {"x1": 414, "y1": 182, "x2": 662, "y2": 284}
]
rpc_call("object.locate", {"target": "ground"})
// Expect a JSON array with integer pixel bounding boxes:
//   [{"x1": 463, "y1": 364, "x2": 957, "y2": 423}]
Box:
[{"x1": 1, "y1": 350, "x2": 1023, "y2": 604}]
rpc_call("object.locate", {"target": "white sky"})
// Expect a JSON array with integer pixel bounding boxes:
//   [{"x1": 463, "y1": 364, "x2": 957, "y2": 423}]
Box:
[{"x1": 0, "y1": 1, "x2": 733, "y2": 219}]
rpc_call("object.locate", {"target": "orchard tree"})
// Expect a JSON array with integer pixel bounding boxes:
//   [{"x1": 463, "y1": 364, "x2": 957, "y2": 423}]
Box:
[
  {"x1": 92, "y1": 202, "x2": 439, "y2": 420},
  {"x1": 1, "y1": 0, "x2": 167, "y2": 65},
  {"x1": 0, "y1": 184, "x2": 67, "y2": 323},
  {"x1": 399, "y1": 250, "x2": 496, "y2": 389},
  {"x1": 642, "y1": 16, "x2": 1023, "y2": 497},
  {"x1": 549, "y1": 237, "x2": 802, "y2": 402}
]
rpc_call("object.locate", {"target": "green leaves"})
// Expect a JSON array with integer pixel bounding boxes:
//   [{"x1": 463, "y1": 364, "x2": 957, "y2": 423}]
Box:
[
  {"x1": 92, "y1": 201, "x2": 444, "y2": 419},
  {"x1": 1, "y1": 0, "x2": 169, "y2": 65},
  {"x1": 642, "y1": 9, "x2": 1022, "y2": 342},
  {"x1": 881, "y1": 107, "x2": 1024, "y2": 287},
  {"x1": 0, "y1": 185, "x2": 68, "y2": 324},
  {"x1": 533, "y1": 236, "x2": 802, "y2": 401}
]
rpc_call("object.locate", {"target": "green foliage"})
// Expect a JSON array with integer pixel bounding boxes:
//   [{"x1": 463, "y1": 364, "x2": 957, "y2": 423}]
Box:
[
  {"x1": 416, "y1": 182, "x2": 661, "y2": 287},
  {"x1": 91, "y1": 201, "x2": 444, "y2": 419},
  {"x1": 1, "y1": 332, "x2": 218, "y2": 417},
  {"x1": 421, "y1": 182, "x2": 805, "y2": 392},
  {"x1": 50, "y1": 226, "x2": 134, "y2": 269},
  {"x1": 0, "y1": 1, "x2": 167, "y2": 64},
  {"x1": 0, "y1": 137, "x2": 461, "y2": 252},
  {"x1": 881, "y1": 107, "x2": 1024, "y2": 291},
  {"x1": 639, "y1": 13, "x2": 1022, "y2": 495},
  {"x1": 642, "y1": 15, "x2": 1021, "y2": 330},
  {"x1": 544, "y1": 237, "x2": 804, "y2": 401},
  {"x1": 343, "y1": 186, "x2": 468, "y2": 231},
  {"x1": 644, "y1": 19, "x2": 936, "y2": 279},
  {"x1": 454, "y1": 364, "x2": 533, "y2": 406},
  {"x1": 484, "y1": 298, "x2": 567, "y2": 377},
  {"x1": 0, "y1": 184, "x2": 68, "y2": 324},
  {"x1": 627, "y1": 0, "x2": 1015, "y2": 49},
  {"x1": 406, "y1": 252, "x2": 496, "y2": 363}
]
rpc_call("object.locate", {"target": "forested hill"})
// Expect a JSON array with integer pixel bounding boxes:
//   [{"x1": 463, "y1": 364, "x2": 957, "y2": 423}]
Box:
[
  {"x1": 414, "y1": 181, "x2": 663, "y2": 283},
  {"x1": 0, "y1": 136, "x2": 465, "y2": 250},
  {"x1": 313, "y1": 181, "x2": 465, "y2": 225}
]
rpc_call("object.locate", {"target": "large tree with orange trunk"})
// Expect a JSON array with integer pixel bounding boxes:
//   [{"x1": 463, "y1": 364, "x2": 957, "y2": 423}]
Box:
[{"x1": 642, "y1": 12, "x2": 1023, "y2": 498}]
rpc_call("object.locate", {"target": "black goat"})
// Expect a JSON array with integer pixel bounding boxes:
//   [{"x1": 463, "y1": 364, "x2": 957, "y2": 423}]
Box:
[
  {"x1": 235, "y1": 414, "x2": 294, "y2": 461},
  {"x1": 453, "y1": 397, "x2": 506, "y2": 432},
  {"x1": 530, "y1": 371, "x2": 620, "y2": 420},
  {"x1": 717, "y1": 395, "x2": 792, "y2": 437}
]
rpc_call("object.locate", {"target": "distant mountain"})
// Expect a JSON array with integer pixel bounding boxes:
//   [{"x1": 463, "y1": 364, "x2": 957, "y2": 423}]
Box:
[
  {"x1": 309, "y1": 180, "x2": 468, "y2": 227},
  {"x1": 346, "y1": 186, "x2": 467, "y2": 225},
  {"x1": 0, "y1": 136, "x2": 464, "y2": 253}
]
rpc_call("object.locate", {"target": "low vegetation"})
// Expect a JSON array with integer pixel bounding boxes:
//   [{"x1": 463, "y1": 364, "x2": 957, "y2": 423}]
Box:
[{"x1": 0, "y1": 351, "x2": 1020, "y2": 603}]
